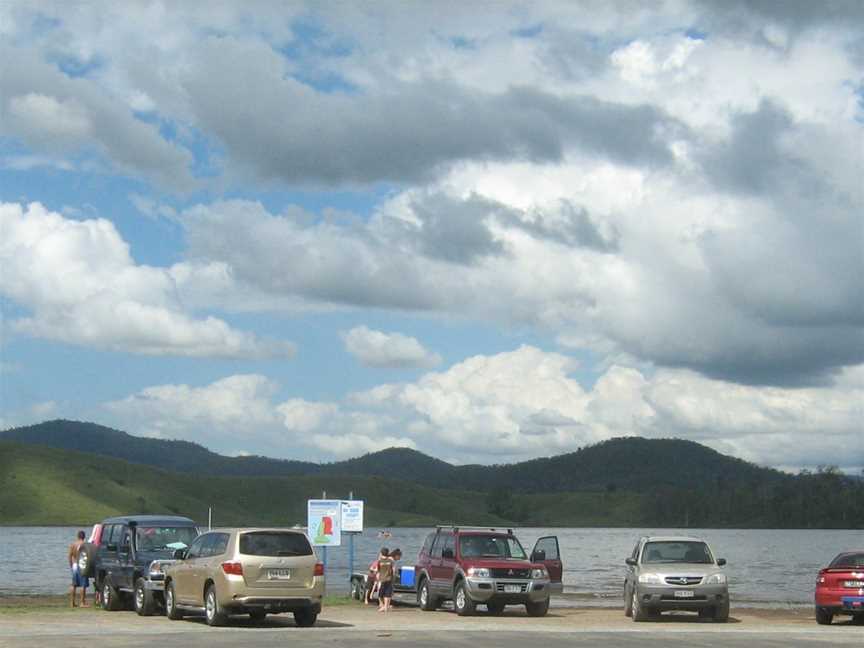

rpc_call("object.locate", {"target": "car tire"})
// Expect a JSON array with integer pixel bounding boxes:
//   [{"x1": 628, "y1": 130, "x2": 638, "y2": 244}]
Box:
[
  {"x1": 204, "y1": 585, "x2": 227, "y2": 627},
  {"x1": 102, "y1": 577, "x2": 121, "y2": 612},
  {"x1": 165, "y1": 581, "x2": 183, "y2": 620},
  {"x1": 248, "y1": 609, "x2": 267, "y2": 622},
  {"x1": 631, "y1": 587, "x2": 649, "y2": 622},
  {"x1": 294, "y1": 608, "x2": 318, "y2": 627},
  {"x1": 351, "y1": 578, "x2": 363, "y2": 601},
  {"x1": 815, "y1": 606, "x2": 833, "y2": 625},
  {"x1": 624, "y1": 583, "x2": 633, "y2": 617},
  {"x1": 525, "y1": 598, "x2": 549, "y2": 617},
  {"x1": 486, "y1": 601, "x2": 505, "y2": 615},
  {"x1": 134, "y1": 578, "x2": 157, "y2": 616},
  {"x1": 453, "y1": 581, "x2": 476, "y2": 616},
  {"x1": 418, "y1": 579, "x2": 438, "y2": 611},
  {"x1": 77, "y1": 543, "x2": 96, "y2": 578},
  {"x1": 712, "y1": 600, "x2": 729, "y2": 622}
]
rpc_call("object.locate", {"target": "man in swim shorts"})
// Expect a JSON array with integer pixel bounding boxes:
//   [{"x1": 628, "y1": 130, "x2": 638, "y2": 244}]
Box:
[{"x1": 68, "y1": 530, "x2": 89, "y2": 607}]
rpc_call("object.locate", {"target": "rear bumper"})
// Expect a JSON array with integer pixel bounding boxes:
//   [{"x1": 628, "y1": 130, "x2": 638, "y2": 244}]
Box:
[
  {"x1": 464, "y1": 577, "x2": 550, "y2": 603},
  {"x1": 815, "y1": 588, "x2": 864, "y2": 607},
  {"x1": 635, "y1": 584, "x2": 728, "y2": 610},
  {"x1": 218, "y1": 575, "x2": 325, "y2": 609}
]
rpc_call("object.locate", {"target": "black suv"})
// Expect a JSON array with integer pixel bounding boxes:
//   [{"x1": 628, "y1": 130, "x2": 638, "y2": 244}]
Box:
[{"x1": 79, "y1": 515, "x2": 199, "y2": 615}]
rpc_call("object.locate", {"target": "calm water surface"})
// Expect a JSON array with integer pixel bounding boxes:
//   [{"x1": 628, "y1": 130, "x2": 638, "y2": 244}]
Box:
[{"x1": 2, "y1": 526, "x2": 860, "y2": 607}]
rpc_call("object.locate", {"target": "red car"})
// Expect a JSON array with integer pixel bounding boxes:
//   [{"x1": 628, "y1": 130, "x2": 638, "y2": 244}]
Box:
[{"x1": 815, "y1": 551, "x2": 864, "y2": 625}]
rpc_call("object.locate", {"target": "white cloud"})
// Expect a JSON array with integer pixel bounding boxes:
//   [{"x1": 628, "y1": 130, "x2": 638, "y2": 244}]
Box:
[
  {"x1": 0, "y1": 202, "x2": 294, "y2": 359},
  {"x1": 341, "y1": 326, "x2": 442, "y2": 369},
  {"x1": 97, "y1": 349, "x2": 864, "y2": 469}
]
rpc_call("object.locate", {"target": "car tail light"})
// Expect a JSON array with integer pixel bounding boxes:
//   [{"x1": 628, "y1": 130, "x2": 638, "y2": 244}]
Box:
[
  {"x1": 221, "y1": 561, "x2": 243, "y2": 576},
  {"x1": 314, "y1": 563, "x2": 325, "y2": 577}
]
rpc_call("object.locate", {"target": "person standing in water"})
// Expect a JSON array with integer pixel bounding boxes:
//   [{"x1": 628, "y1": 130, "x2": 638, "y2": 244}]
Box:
[{"x1": 68, "y1": 530, "x2": 89, "y2": 607}]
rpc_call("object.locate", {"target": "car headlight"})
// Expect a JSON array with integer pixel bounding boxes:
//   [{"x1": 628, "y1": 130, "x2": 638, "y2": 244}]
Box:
[
  {"x1": 638, "y1": 573, "x2": 663, "y2": 584},
  {"x1": 467, "y1": 567, "x2": 490, "y2": 578},
  {"x1": 705, "y1": 573, "x2": 727, "y2": 585},
  {"x1": 531, "y1": 568, "x2": 548, "y2": 579}
]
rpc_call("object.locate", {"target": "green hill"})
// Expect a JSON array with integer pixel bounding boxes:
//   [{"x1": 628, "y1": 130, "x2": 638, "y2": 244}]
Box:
[
  {"x1": 1, "y1": 440, "x2": 861, "y2": 528},
  {"x1": 0, "y1": 441, "x2": 508, "y2": 527},
  {"x1": 1, "y1": 420, "x2": 791, "y2": 494}
]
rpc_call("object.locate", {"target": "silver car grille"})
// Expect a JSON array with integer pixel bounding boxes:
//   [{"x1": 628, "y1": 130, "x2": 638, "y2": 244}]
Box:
[
  {"x1": 496, "y1": 582, "x2": 528, "y2": 593},
  {"x1": 664, "y1": 576, "x2": 703, "y2": 586}
]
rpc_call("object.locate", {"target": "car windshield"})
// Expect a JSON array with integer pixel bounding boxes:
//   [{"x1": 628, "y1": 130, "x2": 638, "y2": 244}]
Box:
[
  {"x1": 135, "y1": 526, "x2": 198, "y2": 551},
  {"x1": 240, "y1": 532, "x2": 313, "y2": 557},
  {"x1": 642, "y1": 541, "x2": 714, "y2": 564},
  {"x1": 830, "y1": 553, "x2": 864, "y2": 568},
  {"x1": 459, "y1": 535, "x2": 527, "y2": 559}
]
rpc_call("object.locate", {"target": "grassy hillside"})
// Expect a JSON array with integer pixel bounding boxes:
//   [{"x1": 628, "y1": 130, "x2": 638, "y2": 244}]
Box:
[
  {"x1": 3, "y1": 420, "x2": 790, "y2": 495},
  {"x1": 0, "y1": 442, "x2": 510, "y2": 527}
]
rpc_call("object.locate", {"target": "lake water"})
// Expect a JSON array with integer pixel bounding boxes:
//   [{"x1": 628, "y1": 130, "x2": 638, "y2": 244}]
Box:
[{"x1": 2, "y1": 526, "x2": 861, "y2": 607}]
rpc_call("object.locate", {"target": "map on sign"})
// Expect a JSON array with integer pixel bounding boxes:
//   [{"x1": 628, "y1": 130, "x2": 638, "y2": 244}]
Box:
[
  {"x1": 341, "y1": 500, "x2": 364, "y2": 533},
  {"x1": 307, "y1": 499, "x2": 341, "y2": 546}
]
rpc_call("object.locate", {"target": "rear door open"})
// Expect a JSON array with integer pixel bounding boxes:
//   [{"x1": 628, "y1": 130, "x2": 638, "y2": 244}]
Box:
[{"x1": 531, "y1": 536, "x2": 563, "y2": 594}]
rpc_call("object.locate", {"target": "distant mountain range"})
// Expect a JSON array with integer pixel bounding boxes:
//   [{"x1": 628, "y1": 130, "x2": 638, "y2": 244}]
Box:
[
  {"x1": 1, "y1": 419, "x2": 785, "y2": 492},
  {"x1": 2, "y1": 420, "x2": 861, "y2": 528}
]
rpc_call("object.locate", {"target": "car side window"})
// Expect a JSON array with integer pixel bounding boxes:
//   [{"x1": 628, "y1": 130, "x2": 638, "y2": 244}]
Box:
[
  {"x1": 442, "y1": 534, "x2": 455, "y2": 558},
  {"x1": 420, "y1": 532, "x2": 435, "y2": 557},
  {"x1": 210, "y1": 533, "x2": 230, "y2": 557},
  {"x1": 186, "y1": 535, "x2": 209, "y2": 559},
  {"x1": 429, "y1": 532, "x2": 442, "y2": 559},
  {"x1": 102, "y1": 525, "x2": 116, "y2": 546},
  {"x1": 534, "y1": 537, "x2": 559, "y2": 561},
  {"x1": 631, "y1": 542, "x2": 640, "y2": 561},
  {"x1": 119, "y1": 526, "x2": 131, "y2": 550}
]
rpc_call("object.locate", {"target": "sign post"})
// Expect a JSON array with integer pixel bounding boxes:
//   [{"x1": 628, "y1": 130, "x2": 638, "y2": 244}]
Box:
[{"x1": 341, "y1": 498, "x2": 364, "y2": 593}]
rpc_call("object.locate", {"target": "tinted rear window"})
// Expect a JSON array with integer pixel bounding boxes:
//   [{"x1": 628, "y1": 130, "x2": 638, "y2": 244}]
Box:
[
  {"x1": 239, "y1": 532, "x2": 313, "y2": 557},
  {"x1": 831, "y1": 553, "x2": 864, "y2": 568}
]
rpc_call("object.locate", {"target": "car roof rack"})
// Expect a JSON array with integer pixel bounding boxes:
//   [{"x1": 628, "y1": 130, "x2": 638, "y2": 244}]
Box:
[{"x1": 435, "y1": 525, "x2": 515, "y2": 535}]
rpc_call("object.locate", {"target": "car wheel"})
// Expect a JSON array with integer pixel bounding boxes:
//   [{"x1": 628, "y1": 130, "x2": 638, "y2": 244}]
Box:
[
  {"x1": 134, "y1": 578, "x2": 157, "y2": 616},
  {"x1": 623, "y1": 583, "x2": 633, "y2": 617},
  {"x1": 102, "y1": 578, "x2": 121, "y2": 611},
  {"x1": 712, "y1": 600, "x2": 729, "y2": 622},
  {"x1": 525, "y1": 598, "x2": 549, "y2": 617},
  {"x1": 486, "y1": 601, "x2": 505, "y2": 615},
  {"x1": 165, "y1": 581, "x2": 183, "y2": 620},
  {"x1": 77, "y1": 544, "x2": 96, "y2": 578},
  {"x1": 418, "y1": 579, "x2": 438, "y2": 611},
  {"x1": 204, "y1": 585, "x2": 227, "y2": 627},
  {"x1": 815, "y1": 606, "x2": 833, "y2": 625},
  {"x1": 453, "y1": 581, "x2": 476, "y2": 616},
  {"x1": 248, "y1": 609, "x2": 267, "y2": 622},
  {"x1": 294, "y1": 608, "x2": 318, "y2": 627},
  {"x1": 351, "y1": 578, "x2": 363, "y2": 601},
  {"x1": 631, "y1": 587, "x2": 649, "y2": 622}
]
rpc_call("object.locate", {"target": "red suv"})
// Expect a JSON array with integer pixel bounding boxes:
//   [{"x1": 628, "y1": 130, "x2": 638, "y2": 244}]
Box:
[
  {"x1": 814, "y1": 551, "x2": 864, "y2": 625},
  {"x1": 415, "y1": 526, "x2": 562, "y2": 616}
]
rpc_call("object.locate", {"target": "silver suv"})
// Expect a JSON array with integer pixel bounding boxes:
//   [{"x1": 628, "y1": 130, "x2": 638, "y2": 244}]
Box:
[{"x1": 624, "y1": 536, "x2": 729, "y2": 622}]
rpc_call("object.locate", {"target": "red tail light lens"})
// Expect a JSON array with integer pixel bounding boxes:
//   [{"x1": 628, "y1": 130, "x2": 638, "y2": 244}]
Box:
[
  {"x1": 314, "y1": 563, "x2": 324, "y2": 577},
  {"x1": 221, "y1": 561, "x2": 243, "y2": 576}
]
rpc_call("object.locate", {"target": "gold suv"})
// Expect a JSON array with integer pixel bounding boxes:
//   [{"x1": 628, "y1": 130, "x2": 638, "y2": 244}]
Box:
[{"x1": 163, "y1": 528, "x2": 324, "y2": 626}]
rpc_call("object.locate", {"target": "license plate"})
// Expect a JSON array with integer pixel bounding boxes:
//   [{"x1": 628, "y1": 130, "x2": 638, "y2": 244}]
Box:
[
  {"x1": 844, "y1": 581, "x2": 864, "y2": 588},
  {"x1": 267, "y1": 569, "x2": 291, "y2": 580},
  {"x1": 674, "y1": 590, "x2": 695, "y2": 598},
  {"x1": 503, "y1": 584, "x2": 521, "y2": 593}
]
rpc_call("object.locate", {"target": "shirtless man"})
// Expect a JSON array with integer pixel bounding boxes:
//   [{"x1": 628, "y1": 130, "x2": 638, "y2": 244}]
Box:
[{"x1": 68, "y1": 530, "x2": 89, "y2": 607}]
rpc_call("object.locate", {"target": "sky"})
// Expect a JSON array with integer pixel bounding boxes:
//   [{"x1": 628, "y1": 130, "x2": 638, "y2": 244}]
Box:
[{"x1": 0, "y1": 0, "x2": 862, "y2": 472}]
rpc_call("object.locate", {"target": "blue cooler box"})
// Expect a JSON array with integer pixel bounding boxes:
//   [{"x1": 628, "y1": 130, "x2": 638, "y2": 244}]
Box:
[{"x1": 400, "y1": 566, "x2": 416, "y2": 587}]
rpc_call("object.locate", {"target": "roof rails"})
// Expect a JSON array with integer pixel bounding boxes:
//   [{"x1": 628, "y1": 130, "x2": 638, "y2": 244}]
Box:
[{"x1": 435, "y1": 525, "x2": 515, "y2": 534}]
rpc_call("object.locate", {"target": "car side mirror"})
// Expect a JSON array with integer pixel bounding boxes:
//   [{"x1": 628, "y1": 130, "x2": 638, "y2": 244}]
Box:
[
  {"x1": 717, "y1": 558, "x2": 726, "y2": 566},
  {"x1": 173, "y1": 549, "x2": 187, "y2": 560},
  {"x1": 532, "y1": 550, "x2": 546, "y2": 562},
  {"x1": 625, "y1": 558, "x2": 637, "y2": 566},
  {"x1": 442, "y1": 548, "x2": 454, "y2": 559}
]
